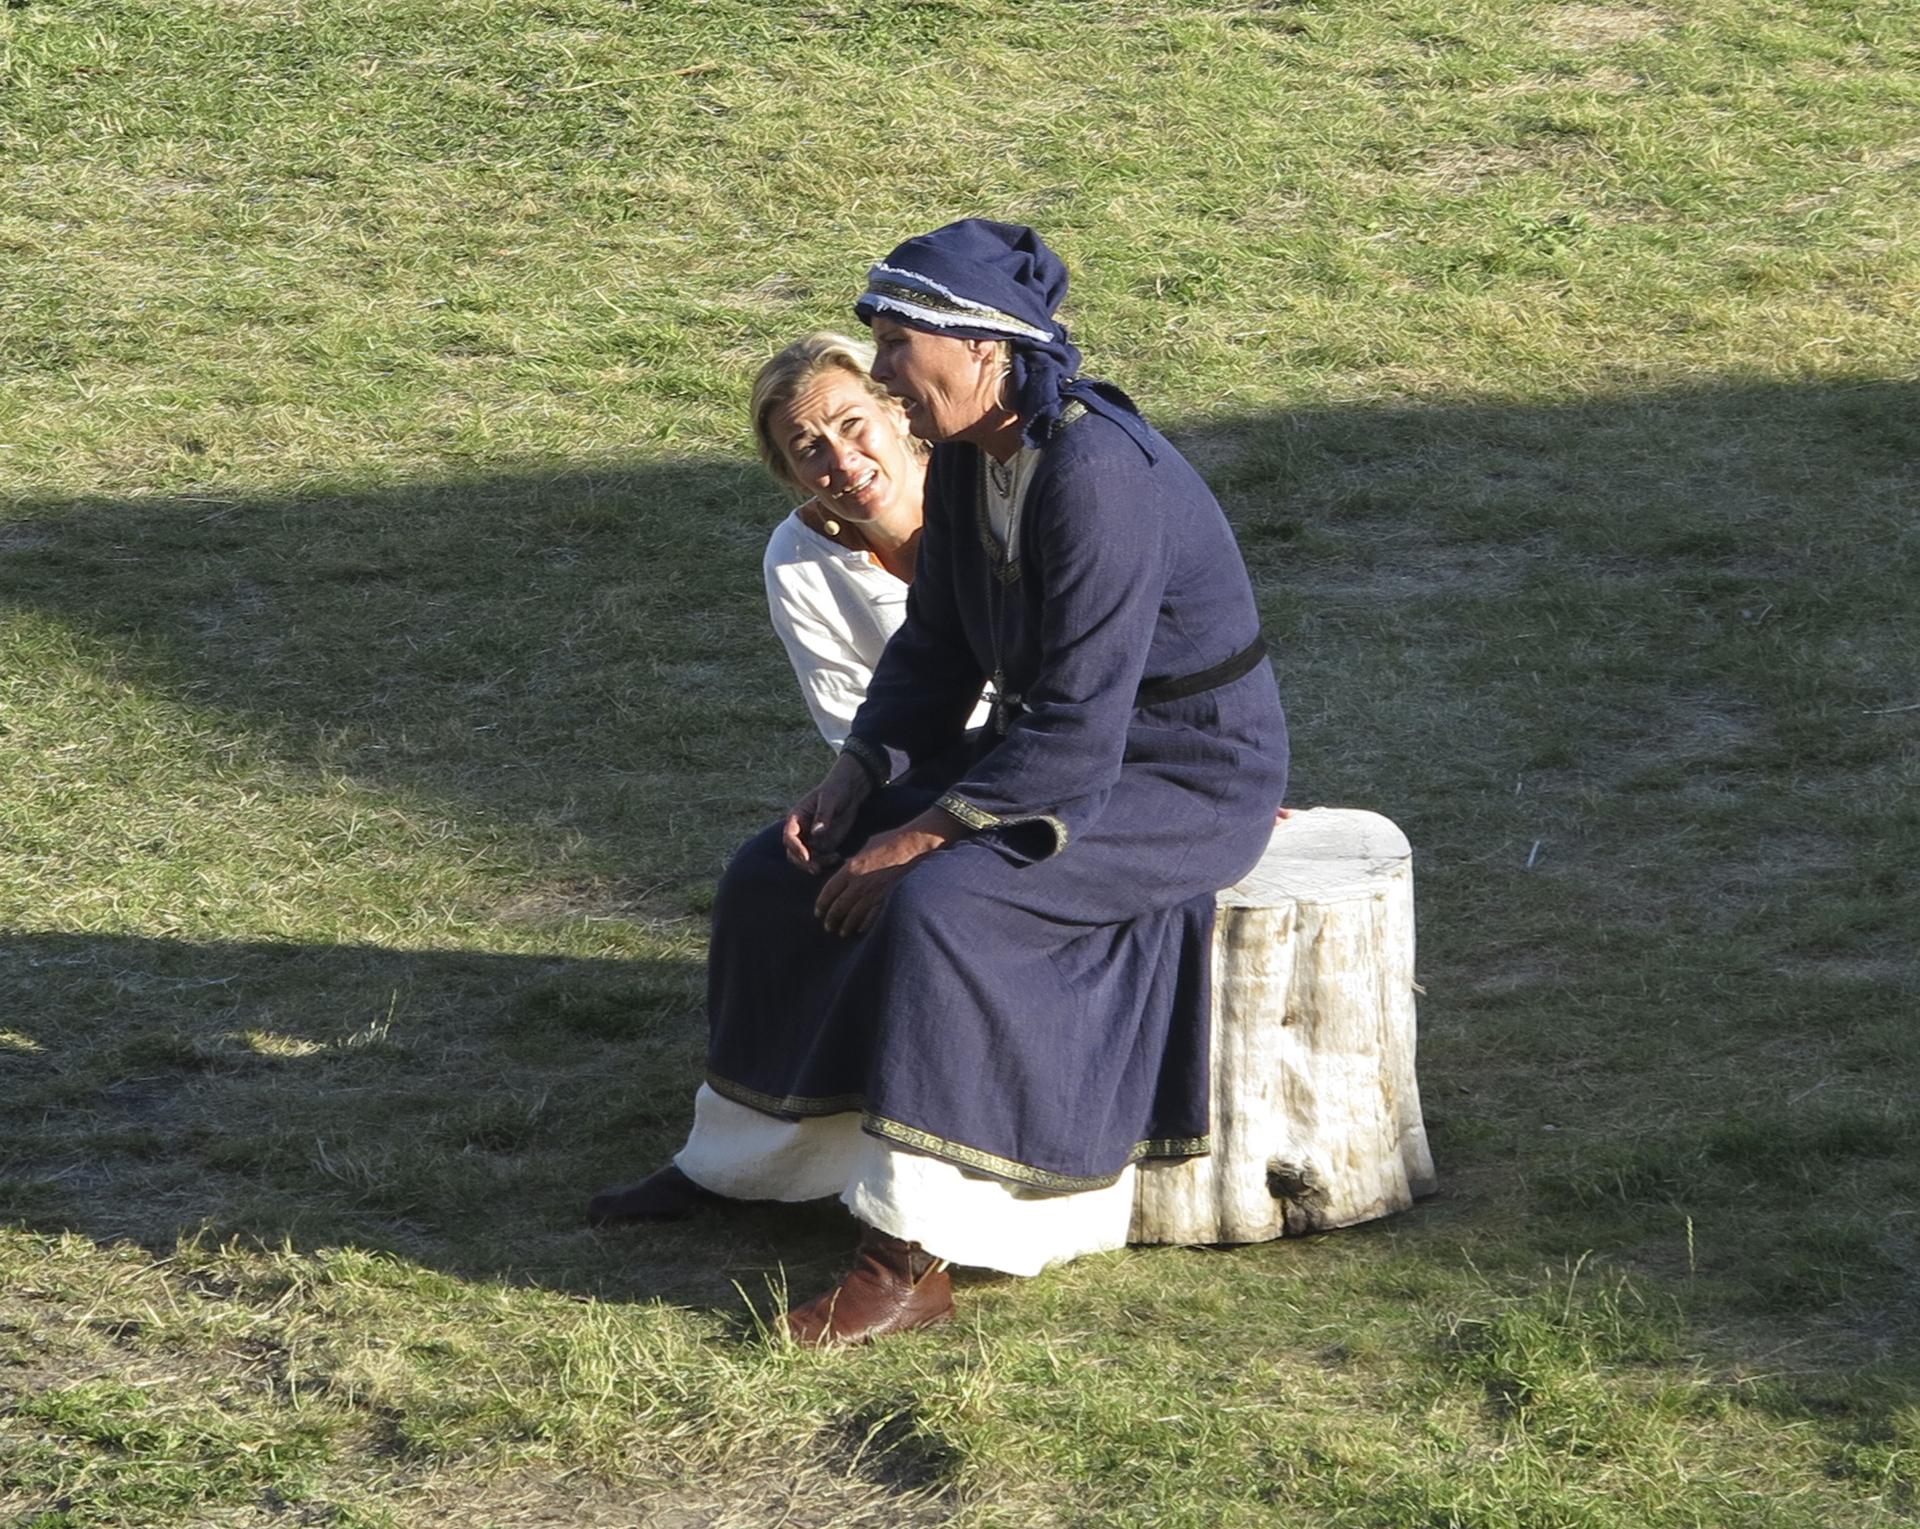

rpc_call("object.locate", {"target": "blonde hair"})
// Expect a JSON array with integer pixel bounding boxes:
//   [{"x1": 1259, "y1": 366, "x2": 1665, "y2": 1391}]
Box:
[{"x1": 750, "y1": 331, "x2": 903, "y2": 498}]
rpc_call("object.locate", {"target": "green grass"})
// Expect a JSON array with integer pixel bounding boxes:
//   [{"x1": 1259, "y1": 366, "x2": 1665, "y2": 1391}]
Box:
[{"x1": 1, "y1": 0, "x2": 1917, "y2": 1524}]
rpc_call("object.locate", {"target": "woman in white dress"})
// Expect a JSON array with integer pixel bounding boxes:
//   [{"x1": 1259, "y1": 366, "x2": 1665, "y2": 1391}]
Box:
[
  {"x1": 750, "y1": 332, "x2": 930, "y2": 751},
  {"x1": 583, "y1": 337, "x2": 974, "y2": 1228}
]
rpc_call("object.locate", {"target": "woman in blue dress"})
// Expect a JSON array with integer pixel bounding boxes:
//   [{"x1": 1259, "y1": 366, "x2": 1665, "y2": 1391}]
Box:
[{"x1": 590, "y1": 220, "x2": 1289, "y2": 1346}]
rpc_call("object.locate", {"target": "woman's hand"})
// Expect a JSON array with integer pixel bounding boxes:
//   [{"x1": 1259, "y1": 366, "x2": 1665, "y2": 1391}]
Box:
[
  {"x1": 813, "y1": 808, "x2": 965, "y2": 938},
  {"x1": 782, "y1": 752, "x2": 875, "y2": 872}
]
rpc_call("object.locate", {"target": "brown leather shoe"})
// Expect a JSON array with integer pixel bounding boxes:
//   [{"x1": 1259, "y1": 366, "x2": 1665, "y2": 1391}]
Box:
[
  {"x1": 584, "y1": 1163, "x2": 720, "y2": 1226},
  {"x1": 780, "y1": 1227, "x2": 954, "y2": 1347}
]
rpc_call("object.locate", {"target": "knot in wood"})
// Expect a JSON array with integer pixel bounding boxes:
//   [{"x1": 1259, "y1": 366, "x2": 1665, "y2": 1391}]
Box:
[{"x1": 1266, "y1": 1157, "x2": 1326, "y2": 1205}]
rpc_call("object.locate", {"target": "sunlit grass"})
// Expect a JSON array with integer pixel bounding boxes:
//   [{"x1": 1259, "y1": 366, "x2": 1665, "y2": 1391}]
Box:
[{"x1": 0, "y1": 0, "x2": 1916, "y2": 1524}]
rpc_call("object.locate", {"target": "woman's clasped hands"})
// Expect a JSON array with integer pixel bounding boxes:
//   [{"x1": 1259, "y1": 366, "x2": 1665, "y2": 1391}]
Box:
[{"x1": 782, "y1": 754, "x2": 963, "y2": 938}]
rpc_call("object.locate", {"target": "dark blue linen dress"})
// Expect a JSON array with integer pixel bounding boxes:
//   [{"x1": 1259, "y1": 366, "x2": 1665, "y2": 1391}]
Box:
[{"x1": 705, "y1": 408, "x2": 1289, "y2": 1192}]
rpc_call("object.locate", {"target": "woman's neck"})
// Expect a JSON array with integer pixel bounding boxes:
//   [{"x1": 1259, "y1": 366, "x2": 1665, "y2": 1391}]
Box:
[
  {"x1": 803, "y1": 499, "x2": 921, "y2": 583},
  {"x1": 854, "y1": 506, "x2": 920, "y2": 573},
  {"x1": 950, "y1": 407, "x2": 1026, "y2": 465}
]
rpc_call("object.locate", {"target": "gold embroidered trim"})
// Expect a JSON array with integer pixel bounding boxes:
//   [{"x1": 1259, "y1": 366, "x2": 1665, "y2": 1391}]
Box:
[
  {"x1": 862, "y1": 268, "x2": 1055, "y2": 343},
  {"x1": 863, "y1": 279, "x2": 1029, "y2": 330},
  {"x1": 706, "y1": 1072, "x2": 866, "y2": 1118},
  {"x1": 868, "y1": 1115, "x2": 1213, "y2": 1190},
  {"x1": 973, "y1": 400, "x2": 1084, "y2": 584},
  {"x1": 866, "y1": 1115, "x2": 1126, "y2": 1192},
  {"x1": 975, "y1": 451, "x2": 1024, "y2": 585},
  {"x1": 710, "y1": 1078, "x2": 1211, "y2": 1189},
  {"x1": 937, "y1": 796, "x2": 1070, "y2": 855},
  {"x1": 1009, "y1": 812, "x2": 1071, "y2": 856},
  {"x1": 934, "y1": 792, "x2": 1001, "y2": 832}
]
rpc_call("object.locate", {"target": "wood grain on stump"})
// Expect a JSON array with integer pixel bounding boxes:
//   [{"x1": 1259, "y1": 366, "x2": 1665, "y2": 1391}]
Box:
[{"x1": 1131, "y1": 807, "x2": 1436, "y2": 1245}]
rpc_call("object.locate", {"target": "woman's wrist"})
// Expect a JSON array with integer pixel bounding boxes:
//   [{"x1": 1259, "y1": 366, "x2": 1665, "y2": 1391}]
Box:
[
  {"x1": 902, "y1": 805, "x2": 969, "y2": 848},
  {"x1": 826, "y1": 747, "x2": 878, "y2": 803},
  {"x1": 838, "y1": 734, "x2": 893, "y2": 792}
]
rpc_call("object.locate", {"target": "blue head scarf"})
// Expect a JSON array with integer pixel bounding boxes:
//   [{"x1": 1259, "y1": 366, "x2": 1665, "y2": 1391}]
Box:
[{"x1": 854, "y1": 218, "x2": 1158, "y2": 460}]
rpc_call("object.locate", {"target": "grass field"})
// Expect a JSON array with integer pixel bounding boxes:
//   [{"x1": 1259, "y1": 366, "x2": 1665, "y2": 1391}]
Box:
[{"x1": 1, "y1": 1, "x2": 1917, "y2": 1524}]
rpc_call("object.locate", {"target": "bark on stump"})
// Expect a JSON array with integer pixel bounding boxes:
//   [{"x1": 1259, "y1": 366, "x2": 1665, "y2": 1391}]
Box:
[{"x1": 1131, "y1": 807, "x2": 1436, "y2": 1244}]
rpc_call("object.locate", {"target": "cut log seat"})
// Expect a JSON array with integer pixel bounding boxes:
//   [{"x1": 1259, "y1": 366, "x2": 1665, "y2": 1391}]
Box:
[{"x1": 1130, "y1": 807, "x2": 1436, "y2": 1245}]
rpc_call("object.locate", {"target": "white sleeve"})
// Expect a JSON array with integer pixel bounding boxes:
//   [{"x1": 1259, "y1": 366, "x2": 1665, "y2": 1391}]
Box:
[{"x1": 765, "y1": 553, "x2": 887, "y2": 752}]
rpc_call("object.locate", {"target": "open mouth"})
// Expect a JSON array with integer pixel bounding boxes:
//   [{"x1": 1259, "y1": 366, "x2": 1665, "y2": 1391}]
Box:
[{"x1": 834, "y1": 469, "x2": 878, "y2": 500}]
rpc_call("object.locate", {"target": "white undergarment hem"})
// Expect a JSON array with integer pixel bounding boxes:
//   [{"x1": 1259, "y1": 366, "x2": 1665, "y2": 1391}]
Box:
[{"x1": 673, "y1": 1084, "x2": 1134, "y2": 1278}]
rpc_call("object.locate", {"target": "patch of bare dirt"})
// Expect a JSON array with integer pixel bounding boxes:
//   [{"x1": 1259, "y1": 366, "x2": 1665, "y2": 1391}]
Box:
[
  {"x1": 1861, "y1": 139, "x2": 1920, "y2": 173},
  {"x1": 1412, "y1": 142, "x2": 1564, "y2": 190},
  {"x1": 1540, "y1": 5, "x2": 1671, "y2": 50}
]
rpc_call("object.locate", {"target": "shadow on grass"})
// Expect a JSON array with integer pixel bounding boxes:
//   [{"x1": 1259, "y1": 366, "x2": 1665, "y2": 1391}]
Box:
[
  {"x1": 0, "y1": 452, "x2": 815, "y2": 891},
  {"x1": 0, "y1": 925, "x2": 872, "y2": 1317},
  {"x1": 1, "y1": 377, "x2": 1914, "y2": 855},
  {"x1": 0, "y1": 376, "x2": 1915, "y2": 1359}
]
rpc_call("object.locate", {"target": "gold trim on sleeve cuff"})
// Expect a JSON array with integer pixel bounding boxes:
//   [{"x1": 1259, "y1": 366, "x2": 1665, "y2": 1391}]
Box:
[
  {"x1": 937, "y1": 794, "x2": 1070, "y2": 857},
  {"x1": 934, "y1": 792, "x2": 1001, "y2": 832}
]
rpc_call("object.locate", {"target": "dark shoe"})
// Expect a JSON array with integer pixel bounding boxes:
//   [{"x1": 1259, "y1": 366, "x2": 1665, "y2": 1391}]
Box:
[
  {"x1": 584, "y1": 1164, "x2": 720, "y2": 1226},
  {"x1": 780, "y1": 1227, "x2": 954, "y2": 1347}
]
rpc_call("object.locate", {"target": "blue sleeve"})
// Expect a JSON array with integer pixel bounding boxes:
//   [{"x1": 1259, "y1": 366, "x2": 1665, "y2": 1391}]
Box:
[{"x1": 933, "y1": 434, "x2": 1170, "y2": 855}]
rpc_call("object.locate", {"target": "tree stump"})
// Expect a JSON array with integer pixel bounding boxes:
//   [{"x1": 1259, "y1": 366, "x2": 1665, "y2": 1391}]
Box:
[{"x1": 1131, "y1": 807, "x2": 1436, "y2": 1245}]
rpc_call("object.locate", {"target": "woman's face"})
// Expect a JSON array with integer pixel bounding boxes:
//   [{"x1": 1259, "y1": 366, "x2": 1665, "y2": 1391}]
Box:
[
  {"x1": 770, "y1": 368, "x2": 922, "y2": 527},
  {"x1": 868, "y1": 317, "x2": 1004, "y2": 446}
]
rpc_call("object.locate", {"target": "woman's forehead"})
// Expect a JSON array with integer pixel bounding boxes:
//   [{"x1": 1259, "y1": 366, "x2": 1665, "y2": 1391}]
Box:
[
  {"x1": 871, "y1": 316, "x2": 977, "y2": 360},
  {"x1": 870, "y1": 314, "x2": 936, "y2": 344},
  {"x1": 776, "y1": 369, "x2": 888, "y2": 430}
]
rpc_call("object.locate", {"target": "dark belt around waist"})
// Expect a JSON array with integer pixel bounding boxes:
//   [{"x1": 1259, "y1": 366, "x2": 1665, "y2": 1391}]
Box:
[{"x1": 1134, "y1": 635, "x2": 1269, "y2": 708}]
